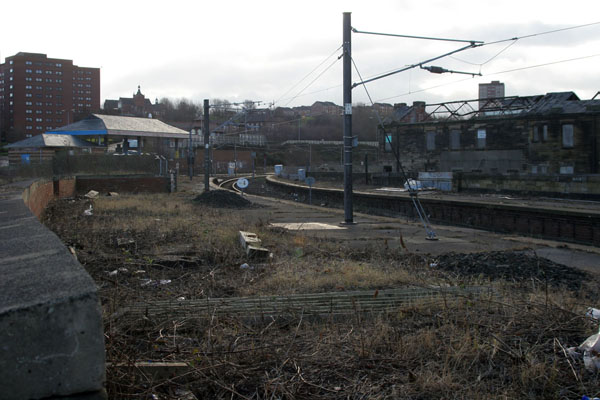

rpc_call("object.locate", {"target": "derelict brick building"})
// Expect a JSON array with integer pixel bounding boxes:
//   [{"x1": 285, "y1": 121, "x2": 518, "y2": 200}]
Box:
[
  {"x1": 0, "y1": 52, "x2": 100, "y2": 143},
  {"x1": 381, "y1": 92, "x2": 600, "y2": 176}
]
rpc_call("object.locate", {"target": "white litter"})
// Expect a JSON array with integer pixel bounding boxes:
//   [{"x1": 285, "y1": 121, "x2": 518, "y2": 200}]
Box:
[
  {"x1": 571, "y1": 322, "x2": 600, "y2": 372},
  {"x1": 586, "y1": 307, "x2": 600, "y2": 320},
  {"x1": 404, "y1": 179, "x2": 423, "y2": 191},
  {"x1": 84, "y1": 190, "x2": 99, "y2": 199}
]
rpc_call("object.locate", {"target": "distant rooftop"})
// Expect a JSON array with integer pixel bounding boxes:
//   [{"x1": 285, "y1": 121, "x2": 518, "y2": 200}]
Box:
[
  {"x1": 48, "y1": 114, "x2": 189, "y2": 138},
  {"x1": 6, "y1": 134, "x2": 97, "y2": 149}
]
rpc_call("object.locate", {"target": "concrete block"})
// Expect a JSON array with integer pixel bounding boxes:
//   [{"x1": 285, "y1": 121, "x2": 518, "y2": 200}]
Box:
[
  {"x1": 239, "y1": 231, "x2": 270, "y2": 260},
  {"x1": 0, "y1": 182, "x2": 105, "y2": 400},
  {"x1": 239, "y1": 230, "x2": 262, "y2": 249},
  {"x1": 247, "y1": 245, "x2": 270, "y2": 260}
]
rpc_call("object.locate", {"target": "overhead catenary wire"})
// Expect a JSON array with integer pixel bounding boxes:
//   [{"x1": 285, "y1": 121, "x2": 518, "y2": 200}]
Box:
[
  {"x1": 352, "y1": 20, "x2": 600, "y2": 93},
  {"x1": 283, "y1": 55, "x2": 342, "y2": 107},
  {"x1": 451, "y1": 40, "x2": 518, "y2": 68},
  {"x1": 375, "y1": 52, "x2": 600, "y2": 102},
  {"x1": 273, "y1": 45, "x2": 343, "y2": 107},
  {"x1": 481, "y1": 21, "x2": 600, "y2": 46},
  {"x1": 352, "y1": 42, "x2": 479, "y2": 88}
]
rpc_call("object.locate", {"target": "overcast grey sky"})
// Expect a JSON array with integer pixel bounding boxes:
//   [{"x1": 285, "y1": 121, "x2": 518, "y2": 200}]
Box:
[{"x1": 2, "y1": 0, "x2": 599, "y2": 107}]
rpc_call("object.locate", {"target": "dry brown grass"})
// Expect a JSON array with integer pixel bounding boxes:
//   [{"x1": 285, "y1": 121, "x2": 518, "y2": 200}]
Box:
[
  {"x1": 42, "y1": 192, "x2": 600, "y2": 399},
  {"x1": 242, "y1": 258, "x2": 417, "y2": 296}
]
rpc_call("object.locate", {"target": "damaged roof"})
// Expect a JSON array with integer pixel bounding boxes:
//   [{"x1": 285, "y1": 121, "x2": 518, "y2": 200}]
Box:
[{"x1": 385, "y1": 91, "x2": 600, "y2": 126}]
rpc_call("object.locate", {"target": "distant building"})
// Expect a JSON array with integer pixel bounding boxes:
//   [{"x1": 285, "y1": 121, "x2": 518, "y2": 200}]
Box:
[
  {"x1": 479, "y1": 81, "x2": 505, "y2": 110},
  {"x1": 0, "y1": 52, "x2": 100, "y2": 143},
  {"x1": 372, "y1": 102, "x2": 394, "y2": 117},
  {"x1": 47, "y1": 114, "x2": 189, "y2": 158},
  {"x1": 103, "y1": 86, "x2": 164, "y2": 118},
  {"x1": 381, "y1": 91, "x2": 600, "y2": 175},
  {"x1": 5, "y1": 134, "x2": 100, "y2": 166},
  {"x1": 311, "y1": 101, "x2": 342, "y2": 116}
]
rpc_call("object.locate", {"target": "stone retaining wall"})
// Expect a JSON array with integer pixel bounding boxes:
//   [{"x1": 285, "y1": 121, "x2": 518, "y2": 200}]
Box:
[{"x1": 0, "y1": 175, "x2": 169, "y2": 399}]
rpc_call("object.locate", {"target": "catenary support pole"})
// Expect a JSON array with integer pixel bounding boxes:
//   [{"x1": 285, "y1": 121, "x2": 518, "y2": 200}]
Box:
[
  {"x1": 365, "y1": 153, "x2": 369, "y2": 184},
  {"x1": 188, "y1": 126, "x2": 193, "y2": 181},
  {"x1": 203, "y1": 99, "x2": 210, "y2": 192},
  {"x1": 343, "y1": 11, "x2": 354, "y2": 224}
]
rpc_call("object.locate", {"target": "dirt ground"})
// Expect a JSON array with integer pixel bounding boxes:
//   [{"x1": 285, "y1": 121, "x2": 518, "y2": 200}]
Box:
[{"x1": 42, "y1": 186, "x2": 600, "y2": 399}]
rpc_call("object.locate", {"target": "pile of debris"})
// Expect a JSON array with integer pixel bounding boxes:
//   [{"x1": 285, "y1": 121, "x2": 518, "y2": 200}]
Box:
[
  {"x1": 193, "y1": 189, "x2": 253, "y2": 208},
  {"x1": 432, "y1": 250, "x2": 588, "y2": 290}
]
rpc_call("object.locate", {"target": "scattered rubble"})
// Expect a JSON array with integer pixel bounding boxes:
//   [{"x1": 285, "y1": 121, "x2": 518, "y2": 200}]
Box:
[
  {"x1": 432, "y1": 250, "x2": 588, "y2": 290},
  {"x1": 193, "y1": 189, "x2": 253, "y2": 208}
]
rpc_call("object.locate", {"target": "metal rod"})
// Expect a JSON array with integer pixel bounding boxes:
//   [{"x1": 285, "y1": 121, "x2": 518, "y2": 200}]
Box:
[
  {"x1": 352, "y1": 28, "x2": 483, "y2": 44},
  {"x1": 352, "y1": 43, "x2": 478, "y2": 88}
]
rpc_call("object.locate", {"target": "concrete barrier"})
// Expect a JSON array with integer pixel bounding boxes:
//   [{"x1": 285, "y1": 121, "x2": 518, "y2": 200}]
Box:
[{"x1": 0, "y1": 180, "x2": 106, "y2": 399}]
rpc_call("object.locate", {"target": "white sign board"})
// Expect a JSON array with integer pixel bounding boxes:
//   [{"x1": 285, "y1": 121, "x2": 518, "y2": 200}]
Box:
[{"x1": 236, "y1": 178, "x2": 249, "y2": 189}]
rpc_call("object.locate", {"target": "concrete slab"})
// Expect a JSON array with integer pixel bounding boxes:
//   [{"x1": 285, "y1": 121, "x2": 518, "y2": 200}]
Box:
[
  {"x1": 0, "y1": 183, "x2": 105, "y2": 400},
  {"x1": 270, "y1": 222, "x2": 347, "y2": 230},
  {"x1": 237, "y1": 190, "x2": 600, "y2": 272}
]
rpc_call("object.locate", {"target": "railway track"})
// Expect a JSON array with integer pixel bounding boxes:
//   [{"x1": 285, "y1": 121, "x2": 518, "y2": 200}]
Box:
[
  {"x1": 112, "y1": 286, "x2": 490, "y2": 323},
  {"x1": 216, "y1": 175, "x2": 600, "y2": 247}
]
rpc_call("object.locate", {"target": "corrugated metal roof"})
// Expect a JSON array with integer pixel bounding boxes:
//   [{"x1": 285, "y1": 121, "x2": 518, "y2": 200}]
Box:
[
  {"x1": 6, "y1": 134, "x2": 97, "y2": 149},
  {"x1": 523, "y1": 92, "x2": 582, "y2": 115}
]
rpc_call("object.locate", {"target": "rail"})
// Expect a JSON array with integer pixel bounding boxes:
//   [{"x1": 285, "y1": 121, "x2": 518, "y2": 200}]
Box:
[{"x1": 112, "y1": 286, "x2": 490, "y2": 322}]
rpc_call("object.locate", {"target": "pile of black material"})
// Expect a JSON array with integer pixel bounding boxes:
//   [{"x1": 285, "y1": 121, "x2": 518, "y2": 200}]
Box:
[
  {"x1": 193, "y1": 190, "x2": 253, "y2": 208},
  {"x1": 433, "y1": 251, "x2": 588, "y2": 290}
]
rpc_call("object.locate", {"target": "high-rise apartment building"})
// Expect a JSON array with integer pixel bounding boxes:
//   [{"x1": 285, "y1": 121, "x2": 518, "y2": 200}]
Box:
[
  {"x1": 0, "y1": 52, "x2": 100, "y2": 143},
  {"x1": 478, "y1": 81, "x2": 505, "y2": 110}
]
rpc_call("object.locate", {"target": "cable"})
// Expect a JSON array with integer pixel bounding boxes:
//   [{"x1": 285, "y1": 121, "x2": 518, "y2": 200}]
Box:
[
  {"x1": 353, "y1": 42, "x2": 479, "y2": 88},
  {"x1": 354, "y1": 21, "x2": 600, "y2": 88},
  {"x1": 283, "y1": 56, "x2": 342, "y2": 107},
  {"x1": 375, "y1": 52, "x2": 600, "y2": 102},
  {"x1": 451, "y1": 40, "x2": 518, "y2": 67},
  {"x1": 482, "y1": 21, "x2": 600, "y2": 46},
  {"x1": 273, "y1": 45, "x2": 342, "y2": 107},
  {"x1": 276, "y1": 83, "x2": 342, "y2": 104},
  {"x1": 487, "y1": 53, "x2": 600, "y2": 75},
  {"x1": 448, "y1": 22, "x2": 599, "y2": 68}
]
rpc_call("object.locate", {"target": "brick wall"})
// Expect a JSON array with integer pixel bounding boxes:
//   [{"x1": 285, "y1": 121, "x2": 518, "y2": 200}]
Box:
[
  {"x1": 75, "y1": 176, "x2": 168, "y2": 194},
  {"x1": 22, "y1": 176, "x2": 166, "y2": 219},
  {"x1": 22, "y1": 180, "x2": 54, "y2": 219},
  {"x1": 386, "y1": 113, "x2": 600, "y2": 175},
  {"x1": 456, "y1": 173, "x2": 600, "y2": 200},
  {"x1": 57, "y1": 177, "x2": 76, "y2": 198}
]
